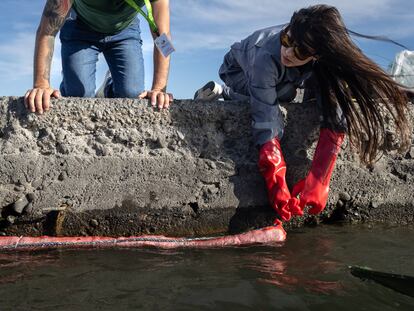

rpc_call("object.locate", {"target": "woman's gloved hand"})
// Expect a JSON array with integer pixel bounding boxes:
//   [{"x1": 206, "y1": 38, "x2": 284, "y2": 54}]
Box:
[
  {"x1": 291, "y1": 128, "x2": 345, "y2": 215},
  {"x1": 258, "y1": 138, "x2": 293, "y2": 221}
]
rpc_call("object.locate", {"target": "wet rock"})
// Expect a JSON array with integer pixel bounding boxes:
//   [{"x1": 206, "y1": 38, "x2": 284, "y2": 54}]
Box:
[{"x1": 13, "y1": 196, "x2": 29, "y2": 214}]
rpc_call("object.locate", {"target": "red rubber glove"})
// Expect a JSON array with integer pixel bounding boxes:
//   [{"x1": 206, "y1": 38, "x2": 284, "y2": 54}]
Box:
[
  {"x1": 291, "y1": 128, "x2": 345, "y2": 215},
  {"x1": 258, "y1": 138, "x2": 292, "y2": 221}
]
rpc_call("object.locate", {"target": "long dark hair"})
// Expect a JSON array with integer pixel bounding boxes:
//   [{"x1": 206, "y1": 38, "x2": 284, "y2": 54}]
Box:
[{"x1": 289, "y1": 4, "x2": 411, "y2": 164}]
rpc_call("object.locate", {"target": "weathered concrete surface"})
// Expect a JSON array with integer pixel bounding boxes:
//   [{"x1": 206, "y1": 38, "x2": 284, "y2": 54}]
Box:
[{"x1": 0, "y1": 96, "x2": 413, "y2": 237}]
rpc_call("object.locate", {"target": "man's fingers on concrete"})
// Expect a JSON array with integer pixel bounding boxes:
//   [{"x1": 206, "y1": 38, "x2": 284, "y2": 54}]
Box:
[
  {"x1": 35, "y1": 90, "x2": 44, "y2": 114},
  {"x1": 27, "y1": 91, "x2": 38, "y2": 112},
  {"x1": 151, "y1": 92, "x2": 158, "y2": 107},
  {"x1": 138, "y1": 91, "x2": 148, "y2": 99},
  {"x1": 157, "y1": 92, "x2": 166, "y2": 109},
  {"x1": 24, "y1": 90, "x2": 31, "y2": 109},
  {"x1": 52, "y1": 89, "x2": 61, "y2": 98},
  {"x1": 163, "y1": 93, "x2": 171, "y2": 109},
  {"x1": 43, "y1": 92, "x2": 51, "y2": 111}
]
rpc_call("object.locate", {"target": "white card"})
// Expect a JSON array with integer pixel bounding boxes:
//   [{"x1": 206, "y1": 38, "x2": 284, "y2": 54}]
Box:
[{"x1": 154, "y1": 33, "x2": 175, "y2": 58}]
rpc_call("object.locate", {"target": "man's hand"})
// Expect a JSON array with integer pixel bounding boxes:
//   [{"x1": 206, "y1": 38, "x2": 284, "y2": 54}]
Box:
[
  {"x1": 148, "y1": 0, "x2": 171, "y2": 110},
  {"x1": 24, "y1": 87, "x2": 60, "y2": 114},
  {"x1": 26, "y1": 0, "x2": 73, "y2": 114},
  {"x1": 139, "y1": 89, "x2": 173, "y2": 109}
]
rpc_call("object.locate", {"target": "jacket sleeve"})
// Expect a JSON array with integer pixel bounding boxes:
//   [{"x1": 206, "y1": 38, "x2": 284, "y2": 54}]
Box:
[{"x1": 248, "y1": 54, "x2": 285, "y2": 146}]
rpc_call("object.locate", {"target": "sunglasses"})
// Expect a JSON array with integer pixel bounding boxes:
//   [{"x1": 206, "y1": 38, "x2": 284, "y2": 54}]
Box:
[{"x1": 280, "y1": 27, "x2": 313, "y2": 61}]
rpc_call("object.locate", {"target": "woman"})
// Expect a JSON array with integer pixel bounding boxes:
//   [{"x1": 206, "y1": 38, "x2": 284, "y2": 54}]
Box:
[{"x1": 194, "y1": 5, "x2": 411, "y2": 221}]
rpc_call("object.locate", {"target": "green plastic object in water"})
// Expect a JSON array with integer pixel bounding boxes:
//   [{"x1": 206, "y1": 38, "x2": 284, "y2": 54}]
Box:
[{"x1": 350, "y1": 265, "x2": 414, "y2": 297}]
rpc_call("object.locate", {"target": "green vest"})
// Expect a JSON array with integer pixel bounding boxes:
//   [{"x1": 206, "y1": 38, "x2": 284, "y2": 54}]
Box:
[{"x1": 73, "y1": 0, "x2": 157, "y2": 34}]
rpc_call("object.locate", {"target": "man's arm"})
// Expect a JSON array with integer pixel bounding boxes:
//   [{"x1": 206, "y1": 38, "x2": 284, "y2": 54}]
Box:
[
  {"x1": 138, "y1": 0, "x2": 172, "y2": 109},
  {"x1": 24, "y1": 0, "x2": 73, "y2": 114}
]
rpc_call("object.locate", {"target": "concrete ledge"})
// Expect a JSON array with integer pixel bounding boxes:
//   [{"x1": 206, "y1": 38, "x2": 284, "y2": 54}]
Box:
[{"x1": 0, "y1": 96, "x2": 413, "y2": 237}]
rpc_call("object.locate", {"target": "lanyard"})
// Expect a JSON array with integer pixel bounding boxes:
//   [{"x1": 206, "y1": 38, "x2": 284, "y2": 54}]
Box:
[{"x1": 124, "y1": 0, "x2": 159, "y2": 36}]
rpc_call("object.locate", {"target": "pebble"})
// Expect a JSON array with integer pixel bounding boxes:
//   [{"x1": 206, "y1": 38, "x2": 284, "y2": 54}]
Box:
[
  {"x1": 90, "y1": 219, "x2": 99, "y2": 228},
  {"x1": 13, "y1": 196, "x2": 29, "y2": 214},
  {"x1": 84, "y1": 121, "x2": 96, "y2": 131},
  {"x1": 14, "y1": 185, "x2": 25, "y2": 192},
  {"x1": 206, "y1": 161, "x2": 217, "y2": 170},
  {"x1": 56, "y1": 131, "x2": 66, "y2": 142},
  {"x1": 31, "y1": 179, "x2": 42, "y2": 189},
  {"x1": 339, "y1": 191, "x2": 351, "y2": 202},
  {"x1": 96, "y1": 136, "x2": 110, "y2": 145},
  {"x1": 177, "y1": 130, "x2": 185, "y2": 140},
  {"x1": 370, "y1": 201, "x2": 379, "y2": 209}
]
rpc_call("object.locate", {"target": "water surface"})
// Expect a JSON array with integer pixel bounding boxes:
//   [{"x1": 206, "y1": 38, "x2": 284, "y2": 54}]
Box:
[{"x1": 0, "y1": 224, "x2": 413, "y2": 310}]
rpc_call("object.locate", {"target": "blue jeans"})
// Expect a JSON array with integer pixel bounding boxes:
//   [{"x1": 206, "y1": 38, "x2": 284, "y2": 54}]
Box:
[{"x1": 59, "y1": 10, "x2": 145, "y2": 98}]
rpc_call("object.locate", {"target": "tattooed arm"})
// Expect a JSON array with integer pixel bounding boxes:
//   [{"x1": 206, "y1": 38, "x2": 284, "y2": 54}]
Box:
[
  {"x1": 138, "y1": 0, "x2": 173, "y2": 110},
  {"x1": 24, "y1": 0, "x2": 73, "y2": 114}
]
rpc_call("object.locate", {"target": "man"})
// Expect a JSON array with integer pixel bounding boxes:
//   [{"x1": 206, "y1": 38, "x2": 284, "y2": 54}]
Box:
[{"x1": 25, "y1": 0, "x2": 172, "y2": 114}]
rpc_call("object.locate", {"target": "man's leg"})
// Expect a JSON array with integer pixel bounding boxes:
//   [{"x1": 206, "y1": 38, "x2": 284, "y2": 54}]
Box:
[
  {"x1": 59, "y1": 13, "x2": 100, "y2": 97},
  {"x1": 103, "y1": 19, "x2": 145, "y2": 98}
]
